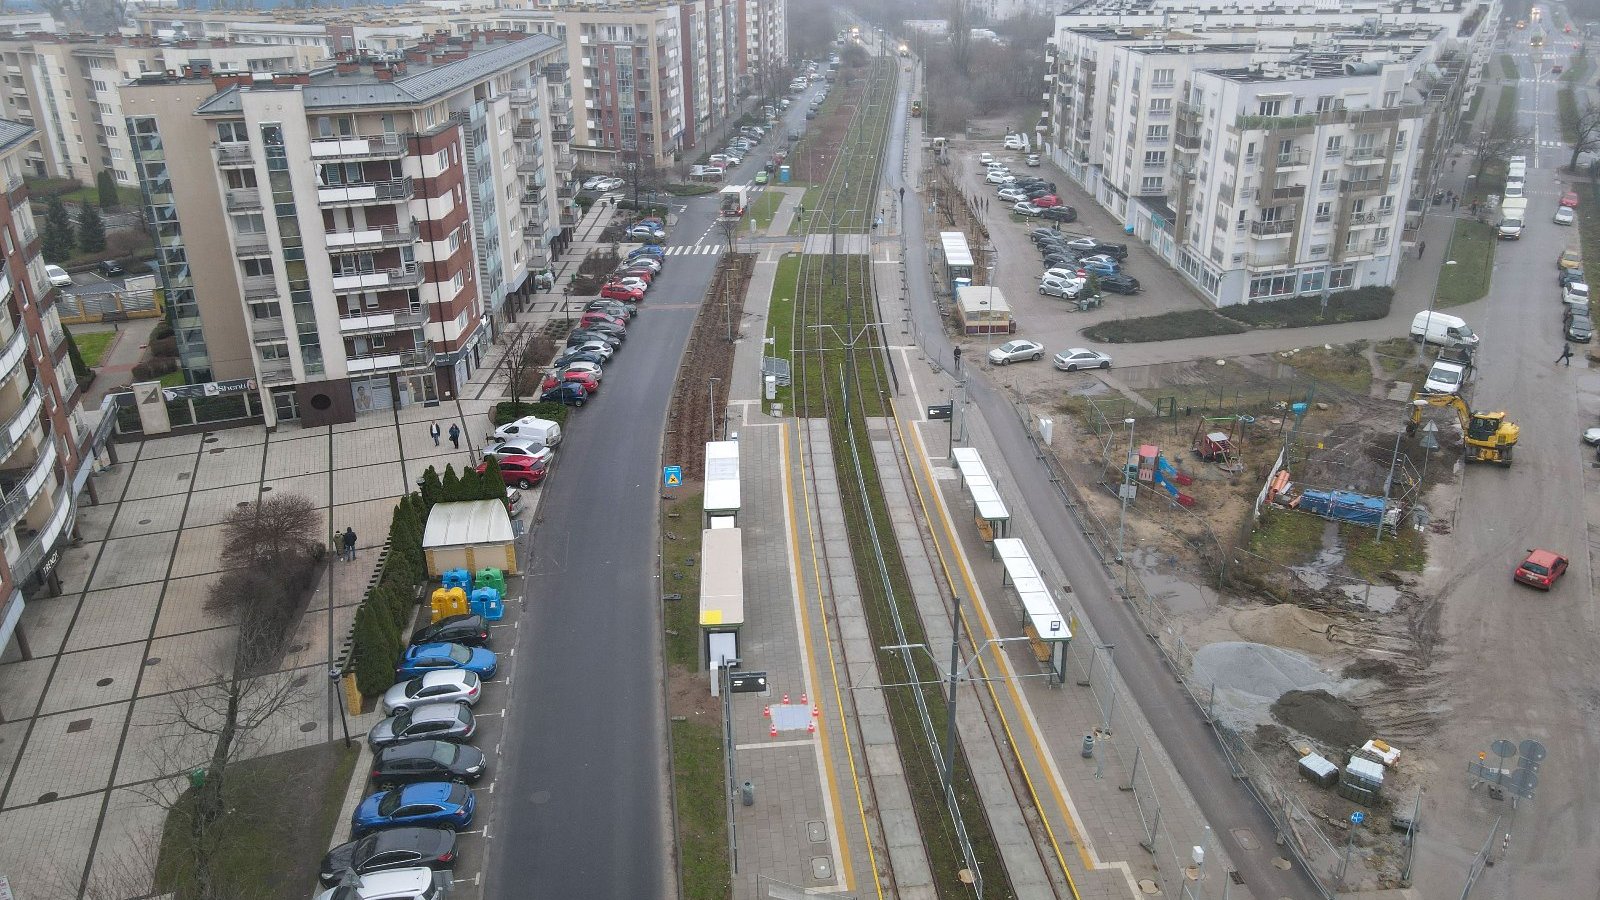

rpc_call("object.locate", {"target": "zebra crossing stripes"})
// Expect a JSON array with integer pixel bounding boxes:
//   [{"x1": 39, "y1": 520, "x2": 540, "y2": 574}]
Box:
[{"x1": 658, "y1": 243, "x2": 724, "y2": 256}]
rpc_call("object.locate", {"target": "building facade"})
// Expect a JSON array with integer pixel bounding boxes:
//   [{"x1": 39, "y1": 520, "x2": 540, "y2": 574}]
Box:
[
  {"x1": 0, "y1": 118, "x2": 102, "y2": 658},
  {"x1": 125, "y1": 32, "x2": 575, "y2": 426},
  {"x1": 1045, "y1": 0, "x2": 1497, "y2": 306}
]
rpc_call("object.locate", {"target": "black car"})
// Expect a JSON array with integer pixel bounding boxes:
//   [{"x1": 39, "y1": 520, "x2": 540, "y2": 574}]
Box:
[
  {"x1": 371, "y1": 740, "x2": 488, "y2": 787},
  {"x1": 566, "y1": 329, "x2": 622, "y2": 349},
  {"x1": 1028, "y1": 228, "x2": 1058, "y2": 243},
  {"x1": 97, "y1": 260, "x2": 125, "y2": 278},
  {"x1": 580, "y1": 319, "x2": 627, "y2": 340},
  {"x1": 542, "y1": 383, "x2": 589, "y2": 407},
  {"x1": 1096, "y1": 273, "x2": 1142, "y2": 294},
  {"x1": 1560, "y1": 267, "x2": 1586, "y2": 288},
  {"x1": 553, "y1": 349, "x2": 606, "y2": 368},
  {"x1": 410, "y1": 614, "x2": 490, "y2": 648},
  {"x1": 319, "y1": 826, "x2": 458, "y2": 886},
  {"x1": 1088, "y1": 242, "x2": 1129, "y2": 260},
  {"x1": 1042, "y1": 255, "x2": 1079, "y2": 270},
  {"x1": 1024, "y1": 188, "x2": 1053, "y2": 201},
  {"x1": 1568, "y1": 313, "x2": 1594, "y2": 342},
  {"x1": 1041, "y1": 206, "x2": 1077, "y2": 223}
]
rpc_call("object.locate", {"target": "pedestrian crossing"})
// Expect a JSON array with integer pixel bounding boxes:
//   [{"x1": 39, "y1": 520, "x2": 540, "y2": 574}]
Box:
[
  {"x1": 655, "y1": 243, "x2": 724, "y2": 256},
  {"x1": 1518, "y1": 139, "x2": 1567, "y2": 148}
]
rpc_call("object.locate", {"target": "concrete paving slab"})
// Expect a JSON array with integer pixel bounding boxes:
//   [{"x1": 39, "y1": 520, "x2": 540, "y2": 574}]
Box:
[
  {"x1": 330, "y1": 497, "x2": 405, "y2": 556},
  {"x1": 106, "y1": 493, "x2": 187, "y2": 539},
  {"x1": 140, "y1": 627, "x2": 237, "y2": 695},
  {"x1": 260, "y1": 472, "x2": 329, "y2": 504},
  {"x1": 133, "y1": 433, "x2": 204, "y2": 459},
  {"x1": 92, "y1": 533, "x2": 178, "y2": 587},
  {"x1": 165, "y1": 524, "x2": 228, "y2": 581},
  {"x1": 86, "y1": 785, "x2": 171, "y2": 898},
  {"x1": 333, "y1": 427, "x2": 401, "y2": 469},
  {"x1": 191, "y1": 443, "x2": 265, "y2": 491},
  {"x1": 54, "y1": 540, "x2": 101, "y2": 595},
  {"x1": 121, "y1": 455, "x2": 196, "y2": 500},
  {"x1": 64, "y1": 584, "x2": 162, "y2": 653},
  {"x1": 0, "y1": 655, "x2": 52, "y2": 721},
  {"x1": 263, "y1": 433, "x2": 329, "y2": 481},
  {"x1": 333, "y1": 461, "x2": 407, "y2": 506},
  {"x1": 152, "y1": 573, "x2": 228, "y2": 637},
  {"x1": 0, "y1": 792, "x2": 101, "y2": 895},
  {"x1": 180, "y1": 482, "x2": 264, "y2": 529},
  {"x1": 40, "y1": 643, "x2": 148, "y2": 714},
  {"x1": 2, "y1": 594, "x2": 78, "y2": 661},
  {"x1": 198, "y1": 427, "x2": 267, "y2": 450},
  {"x1": 74, "y1": 503, "x2": 115, "y2": 542},
  {"x1": 5, "y1": 703, "x2": 127, "y2": 809}
]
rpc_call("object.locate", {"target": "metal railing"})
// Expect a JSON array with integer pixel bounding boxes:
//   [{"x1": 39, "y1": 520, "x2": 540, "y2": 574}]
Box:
[
  {"x1": 324, "y1": 223, "x2": 418, "y2": 251},
  {"x1": 242, "y1": 275, "x2": 279, "y2": 300},
  {"x1": 234, "y1": 232, "x2": 270, "y2": 255},
  {"x1": 316, "y1": 177, "x2": 414, "y2": 206},
  {"x1": 249, "y1": 316, "x2": 286, "y2": 340},
  {"x1": 0, "y1": 426, "x2": 55, "y2": 533},
  {"x1": 1275, "y1": 149, "x2": 1311, "y2": 167},
  {"x1": 338, "y1": 307, "x2": 426, "y2": 332},
  {"x1": 10, "y1": 481, "x2": 70, "y2": 588},
  {"x1": 214, "y1": 142, "x2": 253, "y2": 165},
  {"x1": 330, "y1": 265, "x2": 423, "y2": 294},
  {"x1": 308, "y1": 131, "x2": 407, "y2": 159},
  {"x1": 1340, "y1": 177, "x2": 1385, "y2": 194},
  {"x1": 1271, "y1": 185, "x2": 1306, "y2": 200},
  {"x1": 1249, "y1": 219, "x2": 1294, "y2": 237},
  {"x1": 258, "y1": 358, "x2": 294, "y2": 384},
  {"x1": 0, "y1": 381, "x2": 41, "y2": 466},
  {"x1": 225, "y1": 188, "x2": 263, "y2": 211},
  {"x1": 345, "y1": 346, "x2": 435, "y2": 372}
]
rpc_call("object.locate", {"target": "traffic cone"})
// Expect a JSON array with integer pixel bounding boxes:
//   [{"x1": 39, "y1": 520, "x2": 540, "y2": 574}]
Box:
[
  {"x1": 813, "y1": 705, "x2": 821, "y2": 718},
  {"x1": 769, "y1": 721, "x2": 778, "y2": 737},
  {"x1": 782, "y1": 693, "x2": 790, "y2": 705},
  {"x1": 800, "y1": 692, "x2": 809, "y2": 706},
  {"x1": 763, "y1": 705, "x2": 771, "y2": 717},
  {"x1": 807, "y1": 719, "x2": 816, "y2": 733}
]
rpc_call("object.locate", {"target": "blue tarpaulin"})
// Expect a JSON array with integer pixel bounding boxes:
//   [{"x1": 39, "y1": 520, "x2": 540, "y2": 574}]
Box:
[{"x1": 1297, "y1": 489, "x2": 1386, "y2": 525}]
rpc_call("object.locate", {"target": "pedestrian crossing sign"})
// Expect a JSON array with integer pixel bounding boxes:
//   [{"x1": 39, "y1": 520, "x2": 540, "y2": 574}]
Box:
[{"x1": 663, "y1": 465, "x2": 683, "y2": 487}]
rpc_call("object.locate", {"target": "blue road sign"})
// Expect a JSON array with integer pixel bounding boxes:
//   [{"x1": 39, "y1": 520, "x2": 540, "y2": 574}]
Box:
[{"x1": 663, "y1": 465, "x2": 683, "y2": 487}]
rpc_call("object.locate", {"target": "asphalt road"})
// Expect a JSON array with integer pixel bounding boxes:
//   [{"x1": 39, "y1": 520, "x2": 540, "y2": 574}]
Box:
[
  {"x1": 482, "y1": 103, "x2": 814, "y2": 898},
  {"x1": 885, "y1": 55, "x2": 1322, "y2": 898},
  {"x1": 1408, "y1": 15, "x2": 1600, "y2": 897}
]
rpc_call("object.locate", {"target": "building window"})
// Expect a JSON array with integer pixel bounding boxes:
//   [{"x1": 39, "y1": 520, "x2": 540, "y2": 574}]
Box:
[
  {"x1": 1143, "y1": 150, "x2": 1167, "y2": 167},
  {"x1": 1140, "y1": 175, "x2": 1164, "y2": 193},
  {"x1": 259, "y1": 341, "x2": 290, "y2": 360},
  {"x1": 1383, "y1": 91, "x2": 1399, "y2": 107},
  {"x1": 1325, "y1": 135, "x2": 1342, "y2": 155},
  {"x1": 1314, "y1": 202, "x2": 1331, "y2": 223},
  {"x1": 1300, "y1": 271, "x2": 1324, "y2": 293},
  {"x1": 1257, "y1": 99, "x2": 1282, "y2": 117},
  {"x1": 1329, "y1": 265, "x2": 1355, "y2": 289},
  {"x1": 1149, "y1": 98, "x2": 1172, "y2": 114},
  {"x1": 1151, "y1": 67, "x2": 1174, "y2": 87},
  {"x1": 1315, "y1": 95, "x2": 1333, "y2": 112},
  {"x1": 241, "y1": 257, "x2": 273, "y2": 277},
  {"x1": 1146, "y1": 124, "x2": 1169, "y2": 141},
  {"x1": 1248, "y1": 274, "x2": 1296, "y2": 298}
]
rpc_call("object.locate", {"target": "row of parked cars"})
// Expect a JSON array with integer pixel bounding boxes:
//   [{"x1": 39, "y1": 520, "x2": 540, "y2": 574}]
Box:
[
  {"x1": 1031, "y1": 230, "x2": 1141, "y2": 297},
  {"x1": 979, "y1": 152, "x2": 1075, "y2": 222},
  {"x1": 314, "y1": 614, "x2": 500, "y2": 898}
]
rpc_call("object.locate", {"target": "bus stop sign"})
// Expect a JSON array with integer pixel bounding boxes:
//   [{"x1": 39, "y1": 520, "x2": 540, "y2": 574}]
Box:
[{"x1": 663, "y1": 465, "x2": 683, "y2": 487}]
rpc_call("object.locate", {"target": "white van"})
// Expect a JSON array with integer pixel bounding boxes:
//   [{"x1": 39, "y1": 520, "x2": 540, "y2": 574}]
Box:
[
  {"x1": 1410, "y1": 311, "x2": 1480, "y2": 349},
  {"x1": 1508, "y1": 156, "x2": 1528, "y2": 180},
  {"x1": 1423, "y1": 360, "x2": 1466, "y2": 395},
  {"x1": 490, "y1": 416, "x2": 563, "y2": 448}
]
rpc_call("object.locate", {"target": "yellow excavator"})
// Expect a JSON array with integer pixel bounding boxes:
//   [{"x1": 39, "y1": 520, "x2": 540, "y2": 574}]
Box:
[{"x1": 1407, "y1": 391, "x2": 1519, "y2": 466}]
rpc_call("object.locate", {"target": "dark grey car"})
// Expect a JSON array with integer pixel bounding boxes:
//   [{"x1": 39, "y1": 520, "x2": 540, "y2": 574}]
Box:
[
  {"x1": 319, "y1": 827, "x2": 457, "y2": 886},
  {"x1": 1568, "y1": 314, "x2": 1594, "y2": 343},
  {"x1": 368, "y1": 702, "x2": 476, "y2": 752}
]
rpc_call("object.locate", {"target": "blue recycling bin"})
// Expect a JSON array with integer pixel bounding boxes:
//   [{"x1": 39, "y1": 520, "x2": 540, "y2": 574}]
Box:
[
  {"x1": 778, "y1": 165, "x2": 791, "y2": 183},
  {"x1": 442, "y1": 568, "x2": 473, "y2": 591},
  {"x1": 469, "y1": 586, "x2": 505, "y2": 621}
]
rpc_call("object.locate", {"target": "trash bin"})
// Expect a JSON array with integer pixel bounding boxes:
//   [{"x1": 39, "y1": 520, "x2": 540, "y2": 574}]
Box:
[{"x1": 741, "y1": 781, "x2": 755, "y2": 806}]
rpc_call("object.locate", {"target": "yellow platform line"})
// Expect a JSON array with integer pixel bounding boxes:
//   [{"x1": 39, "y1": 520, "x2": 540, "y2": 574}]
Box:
[{"x1": 782, "y1": 423, "x2": 885, "y2": 898}]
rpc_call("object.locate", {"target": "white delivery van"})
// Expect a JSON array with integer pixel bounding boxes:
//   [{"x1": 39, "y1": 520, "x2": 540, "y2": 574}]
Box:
[
  {"x1": 1504, "y1": 178, "x2": 1525, "y2": 198},
  {"x1": 1410, "y1": 311, "x2": 1481, "y2": 349},
  {"x1": 1498, "y1": 197, "x2": 1528, "y2": 239},
  {"x1": 1423, "y1": 360, "x2": 1467, "y2": 394},
  {"x1": 1508, "y1": 156, "x2": 1528, "y2": 180},
  {"x1": 490, "y1": 416, "x2": 563, "y2": 448}
]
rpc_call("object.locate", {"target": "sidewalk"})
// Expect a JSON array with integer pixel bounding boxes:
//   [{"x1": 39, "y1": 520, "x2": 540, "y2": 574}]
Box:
[{"x1": 77, "y1": 317, "x2": 160, "y2": 408}]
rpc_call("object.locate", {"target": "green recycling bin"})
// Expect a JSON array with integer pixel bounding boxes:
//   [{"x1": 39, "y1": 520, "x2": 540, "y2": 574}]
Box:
[{"x1": 476, "y1": 568, "x2": 506, "y2": 596}]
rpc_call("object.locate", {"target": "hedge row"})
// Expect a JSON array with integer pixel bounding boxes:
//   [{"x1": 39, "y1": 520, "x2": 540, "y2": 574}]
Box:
[
  {"x1": 1218, "y1": 286, "x2": 1394, "y2": 328},
  {"x1": 492, "y1": 400, "x2": 570, "y2": 427},
  {"x1": 1083, "y1": 309, "x2": 1247, "y2": 344}
]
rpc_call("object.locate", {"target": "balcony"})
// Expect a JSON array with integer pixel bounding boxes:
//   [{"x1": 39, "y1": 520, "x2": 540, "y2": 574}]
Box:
[
  {"x1": 235, "y1": 232, "x2": 271, "y2": 255},
  {"x1": 331, "y1": 266, "x2": 423, "y2": 294},
  {"x1": 308, "y1": 132, "x2": 408, "y2": 161},
  {"x1": 1234, "y1": 113, "x2": 1316, "y2": 132},
  {"x1": 1175, "y1": 131, "x2": 1200, "y2": 151},
  {"x1": 339, "y1": 308, "x2": 426, "y2": 334},
  {"x1": 551, "y1": 127, "x2": 572, "y2": 144},
  {"x1": 514, "y1": 122, "x2": 539, "y2": 141},
  {"x1": 0, "y1": 325, "x2": 26, "y2": 387},
  {"x1": 225, "y1": 188, "x2": 262, "y2": 211},
  {"x1": 4, "y1": 173, "x2": 23, "y2": 200},
  {"x1": 1348, "y1": 210, "x2": 1391, "y2": 227},
  {"x1": 1246, "y1": 250, "x2": 1294, "y2": 268},
  {"x1": 317, "y1": 177, "x2": 413, "y2": 208},
  {"x1": 324, "y1": 223, "x2": 418, "y2": 252},
  {"x1": 1274, "y1": 149, "x2": 1311, "y2": 169},
  {"x1": 1346, "y1": 147, "x2": 1387, "y2": 166},
  {"x1": 1249, "y1": 219, "x2": 1295, "y2": 237},
  {"x1": 257, "y1": 357, "x2": 293, "y2": 385},
  {"x1": 508, "y1": 88, "x2": 535, "y2": 105},
  {"x1": 346, "y1": 346, "x2": 435, "y2": 373},
  {"x1": 522, "y1": 188, "x2": 545, "y2": 208},
  {"x1": 1271, "y1": 185, "x2": 1306, "y2": 200},
  {"x1": 249, "y1": 316, "x2": 286, "y2": 341},
  {"x1": 0, "y1": 382, "x2": 42, "y2": 466},
  {"x1": 10, "y1": 482, "x2": 71, "y2": 590},
  {"x1": 517, "y1": 156, "x2": 543, "y2": 174},
  {"x1": 1340, "y1": 177, "x2": 1385, "y2": 195},
  {"x1": 215, "y1": 143, "x2": 253, "y2": 167},
  {"x1": 240, "y1": 274, "x2": 278, "y2": 299},
  {"x1": 0, "y1": 433, "x2": 56, "y2": 534}
]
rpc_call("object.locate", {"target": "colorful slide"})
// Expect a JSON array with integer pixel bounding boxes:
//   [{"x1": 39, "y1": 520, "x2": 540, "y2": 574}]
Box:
[{"x1": 1153, "y1": 455, "x2": 1196, "y2": 507}]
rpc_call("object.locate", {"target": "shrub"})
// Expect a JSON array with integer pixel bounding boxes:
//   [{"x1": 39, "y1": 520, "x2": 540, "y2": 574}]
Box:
[
  {"x1": 149, "y1": 335, "x2": 179, "y2": 359},
  {"x1": 1218, "y1": 287, "x2": 1394, "y2": 328},
  {"x1": 131, "y1": 357, "x2": 178, "y2": 381},
  {"x1": 152, "y1": 320, "x2": 174, "y2": 341},
  {"x1": 420, "y1": 467, "x2": 444, "y2": 510},
  {"x1": 615, "y1": 200, "x2": 669, "y2": 216},
  {"x1": 352, "y1": 604, "x2": 400, "y2": 697},
  {"x1": 440, "y1": 465, "x2": 463, "y2": 501},
  {"x1": 492, "y1": 400, "x2": 569, "y2": 426},
  {"x1": 664, "y1": 183, "x2": 720, "y2": 196},
  {"x1": 1082, "y1": 310, "x2": 1248, "y2": 343}
]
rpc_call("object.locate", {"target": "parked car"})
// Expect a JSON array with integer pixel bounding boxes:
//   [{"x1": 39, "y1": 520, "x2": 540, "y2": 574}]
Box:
[
  {"x1": 1053, "y1": 348, "x2": 1113, "y2": 371},
  {"x1": 1039, "y1": 274, "x2": 1084, "y2": 299},
  {"x1": 1560, "y1": 266, "x2": 1586, "y2": 287},
  {"x1": 1078, "y1": 257, "x2": 1121, "y2": 276},
  {"x1": 367, "y1": 703, "x2": 477, "y2": 752},
  {"x1": 45, "y1": 264, "x2": 71, "y2": 288},
  {"x1": 312, "y1": 867, "x2": 445, "y2": 900},
  {"x1": 1096, "y1": 273, "x2": 1142, "y2": 294},
  {"x1": 626, "y1": 225, "x2": 666, "y2": 242},
  {"x1": 1555, "y1": 206, "x2": 1576, "y2": 225},
  {"x1": 580, "y1": 176, "x2": 609, "y2": 191},
  {"x1": 997, "y1": 187, "x2": 1028, "y2": 203},
  {"x1": 985, "y1": 170, "x2": 1015, "y2": 185},
  {"x1": 1040, "y1": 206, "x2": 1077, "y2": 222},
  {"x1": 483, "y1": 439, "x2": 552, "y2": 465},
  {"x1": 352, "y1": 783, "x2": 476, "y2": 836},
  {"x1": 319, "y1": 827, "x2": 458, "y2": 887},
  {"x1": 541, "y1": 383, "x2": 590, "y2": 407},
  {"x1": 1558, "y1": 248, "x2": 1583, "y2": 270},
  {"x1": 395, "y1": 643, "x2": 498, "y2": 680},
  {"x1": 596, "y1": 177, "x2": 625, "y2": 191},
  {"x1": 978, "y1": 151, "x2": 995, "y2": 165},
  {"x1": 480, "y1": 455, "x2": 547, "y2": 490},
  {"x1": 585, "y1": 299, "x2": 636, "y2": 318},
  {"x1": 600, "y1": 284, "x2": 645, "y2": 303},
  {"x1": 987, "y1": 339, "x2": 1045, "y2": 365},
  {"x1": 566, "y1": 329, "x2": 621, "y2": 349},
  {"x1": 1064, "y1": 236, "x2": 1099, "y2": 252},
  {"x1": 1023, "y1": 187, "x2": 1053, "y2": 201},
  {"x1": 382, "y1": 671, "x2": 483, "y2": 716},
  {"x1": 370, "y1": 740, "x2": 488, "y2": 787},
  {"x1": 409, "y1": 615, "x2": 490, "y2": 649},
  {"x1": 1032, "y1": 195, "x2": 1061, "y2": 208},
  {"x1": 1012, "y1": 202, "x2": 1043, "y2": 217},
  {"x1": 1089, "y1": 241, "x2": 1129, "y2": 260},
  {"x1": 1042, "y1": 267, "x2": 1086, "y2": 284},
  {"x1": 565, "y1": 339, "x2": 616, "y2": 359},
  {"x1": 1003, "y1": 133, "x2": 1028, "y2": 150},
  {"x1": 541, "y1": 370, "x2": 600, "y2": 395},
  {"x1": 1026, "y1": 154, "x2": 1041, "y2": 167},
  {"x1": 580, "y1": 311, "x2": 628, "y2": 331},
  {"x1": 552, "y1": 349, "x2": 606, "y2": 369},
  {"x1": 1568, "y1": 313, "x2": 1594, "y2": 343},
  {"x1": 577, "y1": 321, "x2": 627, "y2": 342},
  {"x1": 557, "y1": 360, "x2": 603, "y2": 381},
  {"x1": 1562, "y1": 190, "x2": 1581, "y2": 208},
  {"x1": 1514, "y1": 548, "x2": 1569, "y2": 590},
  {"x1": 97, "y1": 260, "x2": 125, "y2": 278}
]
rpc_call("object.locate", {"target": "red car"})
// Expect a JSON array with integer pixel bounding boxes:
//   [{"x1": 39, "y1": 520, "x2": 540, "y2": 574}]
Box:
[
  {"x1": 1561, "y1": 190, "x2": 1580, "y2": 208},
  {"x1": 480, "y1": 455, "x2": 547, "y2": 489},
  {"x1": 1032, "y1": 195, "x2": 1060, "y2": 208},
  {"x1": 1513, "y1": 548, "x2": 1569, "y2": 589},
  {"x1": 600, "y1": 284, "x2": 644, "y2": 302},
  {"x1": 580, "y1": 311, "x2": 626, "y2": 330},
  {"x1": 540, "y1": 370, "x2": 600, "y2": 394}
]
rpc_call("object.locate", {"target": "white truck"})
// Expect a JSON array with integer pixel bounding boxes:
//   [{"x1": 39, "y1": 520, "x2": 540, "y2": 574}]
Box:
[
  {"x1": 1498, "y1": 197, "x2": 1528, "y2": 239},
  {"x1": 718, "y1": 184, "x2": 748, "y2": 218}
]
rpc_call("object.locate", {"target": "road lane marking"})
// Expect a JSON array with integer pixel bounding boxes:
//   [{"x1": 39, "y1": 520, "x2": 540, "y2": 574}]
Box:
[{"x1": 736, "y1": 738, "x2": 817, "y2": 751}]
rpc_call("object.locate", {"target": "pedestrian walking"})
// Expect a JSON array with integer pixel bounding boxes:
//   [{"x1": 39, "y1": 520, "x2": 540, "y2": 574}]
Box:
[
  {"x1": 342, "y1": 527, "x2": 357, "y2": 561},
  {"x1": 1451, "y1": 196, "x2": 1458, "y2": 211},
  {"x1": 898, "y1": 186, "x2": 905, "y2": 202},
  {"x1": 1418, "y1": 241, "x2": 1426, "y2": 259},
  {"x1": 448, "y1": 423, "x2": 461, "y2": 449},
  {"x1": 429, "y1": 422, "x2": 441, "y2": 446},
  {"x1": 1558, "y1": 342, "x2": 1575, "y2": 366}
]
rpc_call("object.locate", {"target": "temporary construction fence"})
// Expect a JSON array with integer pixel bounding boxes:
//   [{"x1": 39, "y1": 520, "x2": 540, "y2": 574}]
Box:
[{"x1": 1013, "y1": 399, "x2": 1350, "y2": 898}]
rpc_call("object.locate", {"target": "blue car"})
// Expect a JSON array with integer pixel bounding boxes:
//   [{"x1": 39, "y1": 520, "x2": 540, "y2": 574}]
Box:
[
  {"x1": 396, "y1": 642, "x2": 498, "y2": 680},
  {"x1": 541, "y1": 383, "x2": 589, "y2": 408},
  {"x1": 628, "y1": 247, "x2": 665, "y2": 262},
  {"x1": 1079, "y1": 257, "x2": 1121, "y2": 277},
  {"x1": 351, "y1": 782, "x2": 476, "y2": 835}
]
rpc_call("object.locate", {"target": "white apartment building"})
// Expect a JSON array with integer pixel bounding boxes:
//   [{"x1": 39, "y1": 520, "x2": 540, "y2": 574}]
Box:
[{"x1": 1045, "y1": 6, "x2": 1496, "y2": 306}]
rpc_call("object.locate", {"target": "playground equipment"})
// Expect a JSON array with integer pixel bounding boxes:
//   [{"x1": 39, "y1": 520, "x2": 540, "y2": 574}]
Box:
[
  {"x1": 1136, "y1": 444, "x2": 1195, "y2": 507},
  {"x1": 1192, "y1": 417, "x2": 1244, "y2": 471}
]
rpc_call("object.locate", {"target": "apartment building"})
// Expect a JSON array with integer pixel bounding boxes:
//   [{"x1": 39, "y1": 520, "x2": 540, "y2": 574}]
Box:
[
  {"x1": 0, "y1": 118, "x2": 103, "y2": 657},
  {"x1": 1045, "y1": 4, "x2": 1494, "y2": 306},
  {"x1": 0, "y1": 35, "x2": 327, "y2": 187},
  {"x1": 123, "y1": 32, "x2": 576, "y2": 427}
]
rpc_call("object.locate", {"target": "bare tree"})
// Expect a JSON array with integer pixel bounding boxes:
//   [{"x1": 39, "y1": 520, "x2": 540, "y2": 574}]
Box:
[
  {"x1": 1566, "y1": 92, "x2": 1600, "y2": 170},
  {"x1": 218, "y1": 493, "x2": 320, "y2": 571},
  {"x1": 1473, "y1": 116, "x2": 1531, "y2": 182},
  {"x1": 501, "y1": 327, "x2": 537, "y2": 404},
  {"x1": 717, "y1": 215, "x2": 740, "y2": 254}
]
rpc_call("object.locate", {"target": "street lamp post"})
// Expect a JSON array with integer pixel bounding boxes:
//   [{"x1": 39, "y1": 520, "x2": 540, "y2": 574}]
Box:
[
  {"x1": 1115, "y1": 417, "x2": 1136, "y2": 569},
  {"x1": 1418, "y1": 258, "x2": 1458, "y2": 364}
]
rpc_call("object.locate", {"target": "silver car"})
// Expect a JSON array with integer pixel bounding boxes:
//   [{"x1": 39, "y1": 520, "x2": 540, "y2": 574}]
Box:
[
  {"x1": 382, "y1": 670, "x2": 483, "y2": 715},
  {"x1": 987, "y1": 339, "x2": 1045, "y2": 365},
  {"x1": 368, "y1": 702, "x2": 477, "y2": 752},
  {"x1": 483, "y1": 438, "x2": 552, "y2": 464},
  {"x1": 1053, "y1": 347, "x2": 1113, "y2": 371}
]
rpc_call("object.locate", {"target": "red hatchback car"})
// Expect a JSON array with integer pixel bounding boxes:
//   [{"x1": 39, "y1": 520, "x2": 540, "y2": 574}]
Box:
[
  {"x1": 1561, "y1": 190, "x2": 1581, "y2": 208},
  {"x1": 1513, "y1": 548, "x2": 1569, "y2": 590},
  {"x1": 1032, "y1": 195, "x2": 1060, "y2": 208},
  {"x1": 580, "y1": 311, "x2": 626, "y2": 330},
  {"x1": 480, "y1": 455, "x2": 547, "y2": 490},
  {"x1": 541, "y1": 370, "x2": 600, "y2": 394},
  {"x1": 600, "y1": 284, "x2": 644, "y2": 302}
]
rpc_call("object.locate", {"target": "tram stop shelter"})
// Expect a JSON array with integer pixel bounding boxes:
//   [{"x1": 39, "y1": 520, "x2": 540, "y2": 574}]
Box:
[
  {"x1": 951, "y1": 446, "x2": 1011, "y2": 542},
  {"x1": 699, "y1": 526, "x2": 745, "y2": 678},
  {"x1": 993, "y1": 537, "x2": 1071, "y2": 684}
]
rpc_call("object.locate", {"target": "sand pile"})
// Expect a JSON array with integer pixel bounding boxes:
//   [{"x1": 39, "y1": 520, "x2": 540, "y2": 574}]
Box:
[{"x1": 1230, "y1": 604, "x2": 1336, "y2": 656}]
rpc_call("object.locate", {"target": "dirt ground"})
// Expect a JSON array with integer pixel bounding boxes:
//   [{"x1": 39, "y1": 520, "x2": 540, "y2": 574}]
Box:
[{"x1": 663, "y1": 253, "x2": 754, "y2": 477}]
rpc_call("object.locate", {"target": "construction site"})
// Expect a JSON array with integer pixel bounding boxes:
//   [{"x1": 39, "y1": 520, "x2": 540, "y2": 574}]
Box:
[{"x1": 1022, "y1": 351, "x2": 1499, "y2": 890}]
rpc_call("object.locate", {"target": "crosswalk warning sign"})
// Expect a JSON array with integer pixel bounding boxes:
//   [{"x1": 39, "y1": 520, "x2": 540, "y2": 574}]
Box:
[{"x1": 663, "y1": 465, "x2": 683, "y2": 487}]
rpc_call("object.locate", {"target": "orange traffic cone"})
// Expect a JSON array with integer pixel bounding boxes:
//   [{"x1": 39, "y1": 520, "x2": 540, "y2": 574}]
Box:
[
  {"x1": 782, "y1": 693, "x2": 790, "y2": 705},
  {"x1": 769, "y1": 721, "x2": 778, "y2": 737},
  {"x1": 800, "y1": 692, "x2": 809, "y2": 706},
  {"x1": 763, "y1": 705, "x2": 771, "y2": 717},
  {"x1": 807, "y1": 719, "x2": 816, "y2": 733}
]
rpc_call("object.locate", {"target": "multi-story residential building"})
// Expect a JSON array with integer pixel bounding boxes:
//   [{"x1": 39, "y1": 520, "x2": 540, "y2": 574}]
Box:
[
  {"x1": 123, "y1": 31, "x2": 575, "y2": 426},
  {"x1": 0, "y1": 117, "x2": 104, "y2": 658},
  {"x1": 0, "y1": 35, "x2": 328, "y2": 187},
  {"x1": 1045, "y1": 2, "x2": 1495, "y2": 306}
]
